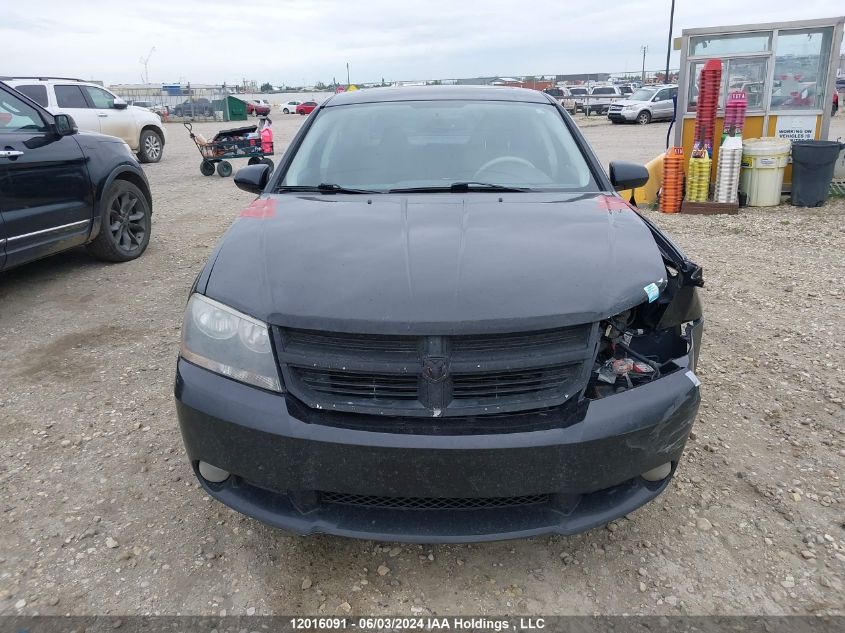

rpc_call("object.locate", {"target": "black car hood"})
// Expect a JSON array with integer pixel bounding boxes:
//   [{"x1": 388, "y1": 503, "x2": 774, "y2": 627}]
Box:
[{"x1": 204, "y1": 193, "x2": 668, "y2": 334}]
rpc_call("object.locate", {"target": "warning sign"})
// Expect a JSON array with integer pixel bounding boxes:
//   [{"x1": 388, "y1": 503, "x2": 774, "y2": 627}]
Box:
[{"x1": 775, "y1": 115, "x2": 817, "y2": 142}]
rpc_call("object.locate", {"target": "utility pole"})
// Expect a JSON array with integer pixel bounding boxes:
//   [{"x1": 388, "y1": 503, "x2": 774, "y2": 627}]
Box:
[
  {"x1": 640, "y1": 45, "x2": 649, "y2": 83},
  {"x1": 346, "y1": 62, "x2": 350, "y2": 86},
  {"x1": 664, "y1": 0, "x2": 676, "y2": 84}
]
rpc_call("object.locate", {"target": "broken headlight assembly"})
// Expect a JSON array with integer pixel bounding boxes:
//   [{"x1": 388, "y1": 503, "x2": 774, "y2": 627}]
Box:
[{"x1": 588, "y1": 259, "x2": 703, "y2": 399}]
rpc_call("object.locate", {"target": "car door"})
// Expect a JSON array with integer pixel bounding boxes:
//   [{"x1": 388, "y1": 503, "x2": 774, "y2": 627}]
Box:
[
  {"x1": 52, "y1": 84, "x2": 102, "y2": 134},
  {"x1": 80, "y1": 85, "x2": 135, "y2": 145},
  {"x1": 0, "y1": 85, "x2": 92, "y2": 269},
  {"x1": 651, "y1": 88, "x2": 674, "y2": 120}
]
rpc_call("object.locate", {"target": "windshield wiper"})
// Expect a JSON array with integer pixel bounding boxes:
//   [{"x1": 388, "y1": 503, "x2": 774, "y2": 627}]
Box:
[
  {"x1": 276, "y1": 183, "x2": 380, "y2": 194},
  {"x1": 389, "y1": 182, "x2": 531, "y2": 193}
]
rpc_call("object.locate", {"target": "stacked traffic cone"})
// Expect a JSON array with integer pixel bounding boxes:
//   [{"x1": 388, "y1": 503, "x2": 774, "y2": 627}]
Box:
[
  {"x1": 693, "y1": 59, "x2": 722, "y2": 156},
  {"x1": 722, "y1": 91, "x2": 748, "y2": 141},
  {"x1": 660, "y1": 147, "x2": 685, "y2": 213},
  {"x1": 714, "y1": 135, "x2": 743, "y2": 204},
  {"x1": 685, "y1": 151, "x2": 712, "y2": 202}
]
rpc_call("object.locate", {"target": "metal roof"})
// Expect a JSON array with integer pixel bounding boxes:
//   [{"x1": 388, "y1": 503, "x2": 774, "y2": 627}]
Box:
[{"x1": 324, "y1": 85, "x2": 553, "y2": 107}]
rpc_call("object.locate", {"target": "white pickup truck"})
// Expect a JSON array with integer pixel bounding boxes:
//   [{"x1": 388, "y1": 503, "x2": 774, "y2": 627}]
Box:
[{"x1": 582, "y1": 86, "x2": 627, "y2": 115}]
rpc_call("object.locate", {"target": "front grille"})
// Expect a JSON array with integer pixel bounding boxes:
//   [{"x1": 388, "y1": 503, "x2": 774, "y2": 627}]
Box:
[
  {"x1": 321, "y1": 491, "x2": 551, "y2": 511},
  {"x1": 452, "y1": 364, "x2": 577, "y2": 400},
  {"x1": 296, "y1": 368, "x2": 418, "y2": 401},
  {"x1": 276, "y1": 324, "x2": 597, "y2": 418}
]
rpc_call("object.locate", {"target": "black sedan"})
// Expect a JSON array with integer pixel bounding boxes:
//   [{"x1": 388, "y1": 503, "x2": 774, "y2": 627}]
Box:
[
  {"x1": 0, "y1": 81, "x2": 152, "y2": 270},
  {"x1": 175, "y1": 86, "x2": 703, "y2": 542}
]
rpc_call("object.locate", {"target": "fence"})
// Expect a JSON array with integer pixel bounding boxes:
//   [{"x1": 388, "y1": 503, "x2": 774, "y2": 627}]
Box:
[{"x1": 111, "y1": 85, "x2": 237, "y2": 122}]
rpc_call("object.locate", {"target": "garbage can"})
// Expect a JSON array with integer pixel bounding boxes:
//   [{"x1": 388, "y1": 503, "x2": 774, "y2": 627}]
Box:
[
  {"x1": 739, "y1": 138, "x2": 791, "y2": 207},
  {"x1": 790, "y1": 140, "x2": 844, "y2": 207}
]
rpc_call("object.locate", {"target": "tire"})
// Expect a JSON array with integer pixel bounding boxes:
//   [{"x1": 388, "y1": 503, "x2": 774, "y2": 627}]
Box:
[
  {"x1": 203, "y1": 107, "x2": 213, "y2": 117},
  {"x1": 138, "y1": 129, "x2": 163, "y2": 163},
  {"x1": 283, "y1": 108, "x2": 290, "y2": 114},
  {"x1": 173, "y1": 108, "x2": 182, "y2": 117},
  {"x1": 200, "y1": 160, "x2": 215, "y2": 176},
  {"x1": 217, "y1": 161, "x2": 232, "y2": 177},
  {"x1": 636, "y1": 110, "x2": 652, "y2": 125},
  {"x1": 248, "y1": 157, "x2": 261, "y2": 166},
  {"x1": 260, "y1": 157, "x2": 274, "y2": 171},
  {"x1": 86, "y1": 180, "x2": 151, "y2": 262}
]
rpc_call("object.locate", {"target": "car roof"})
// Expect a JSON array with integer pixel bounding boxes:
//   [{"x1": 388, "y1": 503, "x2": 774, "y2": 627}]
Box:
[{"x1": 324, "y1": 85, "x2": 553, "y2": 107}]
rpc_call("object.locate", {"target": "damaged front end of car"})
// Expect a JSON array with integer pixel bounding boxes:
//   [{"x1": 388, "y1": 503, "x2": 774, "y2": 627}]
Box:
[{"x1": 588, "y1": 217, "x2": 704, "y2": 401}]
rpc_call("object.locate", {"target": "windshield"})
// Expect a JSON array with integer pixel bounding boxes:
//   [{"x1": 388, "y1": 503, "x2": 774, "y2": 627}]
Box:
[
  {"x1": 629, "y1": 88, "x2": 658, "y2": 101},
  {"x1": 569, "y1": 88, "x2": 588, "y2": 95},
  {"x1": 281, "y1": 100, "x2": 597, "y2": 192}
]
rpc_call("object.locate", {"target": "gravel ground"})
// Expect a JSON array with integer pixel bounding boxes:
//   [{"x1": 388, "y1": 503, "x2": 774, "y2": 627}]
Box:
[{"x1": 1, "y1": 111, "x2": 844, "y2": 616}]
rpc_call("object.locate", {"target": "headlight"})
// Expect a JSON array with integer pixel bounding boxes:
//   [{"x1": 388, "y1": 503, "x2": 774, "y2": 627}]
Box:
[{"x1": 180, "y1": 294, "x2": 282, "y2": 392}]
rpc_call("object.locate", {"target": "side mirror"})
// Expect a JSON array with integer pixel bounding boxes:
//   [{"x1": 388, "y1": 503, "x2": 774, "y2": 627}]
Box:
[
  {"x1": 609, "y1": 161, "x2": 649, "y2": 191},
  {"x1": 53, "y1": 113, "x2": 78, "y2": 136},
  {"x1": 112, "y1": 97, "x2": 128, "y2": 109},
  {"x1": 234, "y1": 164, "x2": 271, "y2": 194}
]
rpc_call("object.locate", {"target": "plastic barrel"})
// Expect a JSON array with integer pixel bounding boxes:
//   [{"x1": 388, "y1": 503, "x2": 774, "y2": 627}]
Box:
[
  {"x1": 739, "y1": 138, "x2": 791, "y2": 207},
  {"x1": 790, "y1": 140, "x2": 844, "y2": 207}
]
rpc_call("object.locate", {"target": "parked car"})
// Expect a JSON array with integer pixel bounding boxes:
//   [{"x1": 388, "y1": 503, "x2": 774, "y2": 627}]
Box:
[
  {"x1": 171, "y1": 98, "x2": 213, "y2": 118},
  {"x1": 563, "y1": 86, "x2": 589, "y2": 112},
  {"x1": 175, "y1": 85, "x2": 704, "y2": 543},
  {"x1": 280, "y1": 100, "x2": 301, "y2": 114},
  {"x1": 295, "y1": 101, "x2": 318, "y2": 115},
  {"x1": 0, "y1": 81, "x2": 152, "y2": 270},
  {"x1": 5, "y1": 77, "x2": 167, "y2": 163},
  {"x1": 246, "y1": 99, "x2": 271, "y2": 116},
  {"x1": 607, "y1": 85, "x2": 678, "y2": 124},
  {"x1": 585, "y1": 85, "x2": 626, "y2": 115},
  {"x1": 129, "y1": 100, "x2": 153, "y2": 109}
]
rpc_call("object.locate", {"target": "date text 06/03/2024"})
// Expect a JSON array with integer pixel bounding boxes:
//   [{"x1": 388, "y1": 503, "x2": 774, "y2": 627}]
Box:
[{"x1": 288, "y1": 617, "x2": 546, "y2": 631}]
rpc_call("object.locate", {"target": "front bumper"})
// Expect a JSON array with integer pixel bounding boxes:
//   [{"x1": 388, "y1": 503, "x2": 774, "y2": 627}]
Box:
[
  {"x1": 607, "y1": 110, "x2": 637, "y2": 122},
  {"x1": 175, "y1": 343, "x2": 701, "y2": 542}
]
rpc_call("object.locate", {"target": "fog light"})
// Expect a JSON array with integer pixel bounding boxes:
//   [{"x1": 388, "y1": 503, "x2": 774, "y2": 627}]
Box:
[
  {"x1": 198, "y1": 461, "x2": 230, "y2": 483},
  {"x1": 641, "y1": 462, "x2": 672, "y2": 482}
]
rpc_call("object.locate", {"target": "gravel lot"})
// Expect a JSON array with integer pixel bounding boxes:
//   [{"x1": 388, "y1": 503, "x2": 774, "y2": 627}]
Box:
[{"x1": 1, "y1": 111, "x2": 844, "y2": 616}]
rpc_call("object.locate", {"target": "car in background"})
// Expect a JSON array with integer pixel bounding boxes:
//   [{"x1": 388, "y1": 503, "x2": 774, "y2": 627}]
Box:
[
  {"x1": 246, "y1": 99, "x2": 271, "y2": 116},
  {"x1": 171, "y1": 98, "x2": 213, "y2": 118},
  {"x1": 607, "y1": 85, "x2": 678, "y2": 124},
  {"x1": 833, "y1": 91, "x2": 839, "y2": 116},
  {"x1": 175, "y1": 85, "x2": 704, "y2": 543},
  {"x1": 129, "y1": 100, "x2": 153, "y2": 109},
  {"x1": 5, "y1": 77, "x2": 167, "y2": 163},
  {"x1": 295, "y1": 101, "x2": 318, "y2": 115},
  {"x1": 280, "y1": 100, "x2": 301, "y2": 114},
  {"x1": 0, "y1": 81, "x2": 152, "y2": 270},
  {"x1": 586, "y1": 85, "x2": 626, "y2": 115},
  {"x1": 564, "y1": 86, "x2": 590, "y2": 112}
]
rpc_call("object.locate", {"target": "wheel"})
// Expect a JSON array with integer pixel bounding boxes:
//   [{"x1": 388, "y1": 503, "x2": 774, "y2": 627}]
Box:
[
  {"x1": 260, "y1": 157, "x2": 274, "y2": 171},
  {"x1": 217, "y1": 161, "x2": 233, "y2": 177},
  {"x1": 283, "y1": 108, "x2": 290, "y2": 114},
  {"x1": 203, "y1": 107, "x2": 213, "y2": 117},
  {"x1": 86, "y1": 180, "x2": 151, "y2": 262},
  {"x1": 248, "y1": 157, "x2": 261, "y2": 166},
  {"x1": 138, "y1": 129, "x2": 163, "y2": 163},
  {"x1": 636, "y1": 110, "x2": 652, "y2": 125},
  {"x1": 173, "y1": 108, "x2": 182, "y2": 117},
  {"x1": 200, "y1": 160, "x2": 215, "y2": 176}
]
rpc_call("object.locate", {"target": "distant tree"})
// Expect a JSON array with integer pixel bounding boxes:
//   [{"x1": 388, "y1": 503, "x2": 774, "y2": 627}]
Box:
[
  {"x1": 260, "y1": 82, "x2": 273, "y2": 93},
  {"x1": 315, "y1": 81, "x2": 327, "y2": 90}
]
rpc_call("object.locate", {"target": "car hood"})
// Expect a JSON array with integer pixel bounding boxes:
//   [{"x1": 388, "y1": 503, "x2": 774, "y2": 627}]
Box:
[{"x1": 203, "y1": 192, "x2": 668, "y2": 334}]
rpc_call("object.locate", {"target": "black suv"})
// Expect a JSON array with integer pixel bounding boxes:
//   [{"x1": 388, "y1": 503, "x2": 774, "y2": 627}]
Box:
[
  {"x1": 171, "y1": 98, "x2": 213, "y2": 118},
  {"x1": 0, "y1": 81, "x2": 152, "y2": 270}
]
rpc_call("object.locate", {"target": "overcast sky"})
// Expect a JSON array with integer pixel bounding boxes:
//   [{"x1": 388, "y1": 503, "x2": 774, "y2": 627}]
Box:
[{"x1": 4, "y1": 1, "x2": 844, "y2": 86}]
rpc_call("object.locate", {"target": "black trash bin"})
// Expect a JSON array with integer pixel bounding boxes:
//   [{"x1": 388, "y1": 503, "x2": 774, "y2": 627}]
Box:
[{"x1": 790, "y1": 140, "x2": 844, "y2": 207}]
